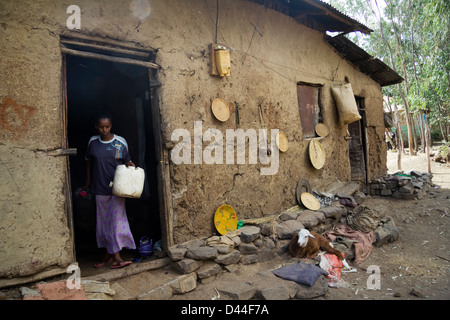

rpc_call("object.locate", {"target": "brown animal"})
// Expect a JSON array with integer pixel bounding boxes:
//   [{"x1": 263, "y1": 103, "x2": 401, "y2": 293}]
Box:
[{"x1": 289, "y1": 229, "x2": 344, "y2": 260}]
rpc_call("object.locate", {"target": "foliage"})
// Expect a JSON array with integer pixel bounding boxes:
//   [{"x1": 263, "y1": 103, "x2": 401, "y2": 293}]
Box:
[{"x1": 328, "y1": 0, "x2": 449, "y2": 143}]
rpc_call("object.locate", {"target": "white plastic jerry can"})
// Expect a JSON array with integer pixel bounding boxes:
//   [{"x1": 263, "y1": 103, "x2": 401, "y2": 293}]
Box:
[{"x1": 111, "y1": 165, "x2": 145, "y2": 198}]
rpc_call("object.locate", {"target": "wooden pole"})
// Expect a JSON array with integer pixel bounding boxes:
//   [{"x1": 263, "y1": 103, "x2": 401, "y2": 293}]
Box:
[
  {"x1": 424, "y1": 114, "x2": 431, "y2": 173},
  {"x1": 60, "y1": 47, "x2": 159, "y2": 69}
]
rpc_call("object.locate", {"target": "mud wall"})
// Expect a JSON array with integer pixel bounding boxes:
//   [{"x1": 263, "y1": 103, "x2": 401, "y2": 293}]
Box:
[{"x1": 0, "y1": 0, "x2": 386, "y2": 279}]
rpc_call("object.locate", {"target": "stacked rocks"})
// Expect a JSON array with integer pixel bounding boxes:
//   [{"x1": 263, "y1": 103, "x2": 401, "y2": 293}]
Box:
[
  {"x1": 166, "y1": 204, "x2": 349, "y2": 285},
  {"x1": 163, "y1": 192, "x2": 404, "y2": 299},
  {"x1": 167, "y1": 226, "x2": 279, "y2": 283},
  {"x1": 369, "y1": 171, "x2": 433, "y2": 200}
]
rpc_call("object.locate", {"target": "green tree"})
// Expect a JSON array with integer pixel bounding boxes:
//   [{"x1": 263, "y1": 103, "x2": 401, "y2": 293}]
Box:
[{"x1": 329, "y1": 0, "x2": 449, "y2": 148}]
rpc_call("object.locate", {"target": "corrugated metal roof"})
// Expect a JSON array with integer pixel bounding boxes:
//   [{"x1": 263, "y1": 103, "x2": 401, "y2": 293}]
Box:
[
  {"x1": 248, "y1": 0, "x2": 373, "y2": 34},
  {"x1": 326, "y1": 35, "x2": 404, "y2": 86}
]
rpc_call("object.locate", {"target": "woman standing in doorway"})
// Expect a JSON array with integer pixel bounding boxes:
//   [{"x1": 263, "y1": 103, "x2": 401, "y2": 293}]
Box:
[{"x1": 83, "y1": 114, "x2": 136, "y2": 269}]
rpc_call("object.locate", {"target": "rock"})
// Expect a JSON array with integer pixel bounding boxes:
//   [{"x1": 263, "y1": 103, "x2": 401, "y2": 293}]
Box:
[
  {"x1": 279, "y1": 211, "x2": 300, "y2": 221},
  {"x1": 364, "y1": 202, "x2": 387, "y2": 219},
  {"x1": 381, "y1": 189, "x2": 392, "y2": 196},
  {"x1": 228, "y1": 234, "x2": 242, "y2": 247},
  {"x1": 374, "y1": 218, "x2": 399, "y2": 247},
  {"x1": 167, "y1": 246, "x2": 187, "y2": 261},
  {"x1": 215, "y1": 250, "x2": 241, "y2": 265},
  {"x1": 412, "y1": 181, "x2": 423, "y2": 188},
  {"x1": 275, "y1": 220, "x2": 304, "y2": 240},
  {"x1": 207, "y1": 236, "x2": 235, "y2": 254},
  {"x1": 415, "y1": 188, "x2": 426, "y2": 199},
  {"x1": 371, "y1": 183, "x2": 382, "y2": 190},
  {"x1": 251, "y1": 271, "x2": 299, "y2": 299},
  {"x1": 239, "y1": 226, "x2": 261, "y2": 243},
  {"x1": 397, "y1": 177, "x2": 412, "y2": 186},
  {"x1": 399, "y1": 181, "x2": 414, "y2": 194},
  {"x1": 196, "y1": 262, "x2": 222, "y2": 280},
  {"x1": 240, "y1": 254, "x2": 259, "y2": 265},
  {"x1": 223, "y1": 264, "x2": 239, "y2": 273},
  {"x1": 353, "y1": 191, "x2": 367, "y2": 204},
  {"x1": 294, "y1": 275, "x2": 329, "y2": 299},
  {"x1": 253, "y1": 238, "x2": 263, "y2": 247},
  {"x1": 374, "y1": 226, "x2": 391, "y2": 247},
  {"x1": 186, "y1": 246, "x2": 218, "y2": 260},
  {"x1": 174, "y1": 258, "x2": 204, "y2": 274},
  {"x1": 260, "y1": 223, "x2": 275, "y2": 236},
  {"x1": 257, "y1": 246, "x2": 277, "y2": 262},
  {"x1": 319, "y1": 206, "x2": 346, "y2": 219},
  {"x1": 110, "y1": 283, "x2": 133, "y2": 300},
  {"x1": 296, "y1": 210, "x2": 325, "y2": 228},
  {"x1": 263, "y1": 237, "x2": 276, "y2": 249},
  {"x1": 170, "y1": 273, "x2": 197, "y2": 294},
  {"x1": 217, "y1": 280, "x2": 256, "y2": 300},
  {"x1": 382, "y1": 218, "x2": 399, "y2": 242},
  {"x1": 409, "y1": 288, "x2": 426, "y2": 298},
  {"x1": 238, "y1": 242, "x2": 258, "y2": 255},
  {"x1": 178, "y1": 238, "x2": 206, "y2": 248},
  {"x1": 256, "y1": 284, "x2": 290, "y2": 300},
  {"x1": 385, "y1": 180, "x2": 398, "y2": 190},
  {"x1": 81, "y1": 280, "x2": 115, "y2": 300}
]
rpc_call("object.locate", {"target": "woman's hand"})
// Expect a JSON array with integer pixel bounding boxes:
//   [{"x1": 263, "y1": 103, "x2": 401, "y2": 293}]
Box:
[{"x1": 125, "y1": 161, "x2": 135, "y2": 167}]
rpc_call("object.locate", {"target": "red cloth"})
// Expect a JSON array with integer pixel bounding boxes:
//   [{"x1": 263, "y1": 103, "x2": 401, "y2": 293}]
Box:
[
  {"x1": 321, "y1": 252, "x2": 345, "y2": 284},
  {"x1": 325, "y1": 224, "x2": 374, "y2": 265}
]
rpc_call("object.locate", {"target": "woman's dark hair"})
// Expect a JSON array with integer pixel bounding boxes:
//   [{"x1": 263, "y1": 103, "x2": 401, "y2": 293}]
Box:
[{"x1": 96, "y1": 113, "x2": 113, "y2": 124}]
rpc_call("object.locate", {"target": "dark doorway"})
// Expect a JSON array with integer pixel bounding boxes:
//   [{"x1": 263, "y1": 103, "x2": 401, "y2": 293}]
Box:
[
  {"x1": 65, "y1": 54, "x2": 161, "y2": 260},
  {"x1": 348, "y1": 97, "x2": 367, "y2": 185}
]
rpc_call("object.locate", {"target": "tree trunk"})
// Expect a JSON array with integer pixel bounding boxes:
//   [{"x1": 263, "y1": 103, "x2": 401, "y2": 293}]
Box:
[
  {"x1": 424, "y1": 114, "x2": 432, "y2": 174},
  {"x1": 387, "y1": 94, "x2": 402, "y2": 170},
  {"x1": 374, "y1": 0, "x2": 415, "y2": 155}
]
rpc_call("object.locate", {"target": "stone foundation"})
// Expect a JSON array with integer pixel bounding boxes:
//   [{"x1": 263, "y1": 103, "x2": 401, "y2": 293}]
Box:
[{"x1": 369, "y1": 171, "x2": 433, "y2": 200}]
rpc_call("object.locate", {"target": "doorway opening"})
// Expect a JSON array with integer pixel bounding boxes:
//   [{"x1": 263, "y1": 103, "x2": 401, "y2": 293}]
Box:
[
  {"x1": 348, "y1": 97, "x2": 368, "y2": 186},
  {"x1": 65, "y1": 52, "x2": 162, "y2": 264}
]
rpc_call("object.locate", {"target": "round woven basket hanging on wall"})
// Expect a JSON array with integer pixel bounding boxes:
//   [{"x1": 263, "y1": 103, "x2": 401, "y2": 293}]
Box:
[
  {"x1": 309, "y1": 139, "x2": 326, "y2": 170},
  {"x1": 211, "y1": 98, "x2": 230, "y2": 122},
  {"x1": 315, "y1": 123, "x2": 330, "y2": 138},
  {"x1": 276, "y1": 132, "x2": 289, "y2": 152}
]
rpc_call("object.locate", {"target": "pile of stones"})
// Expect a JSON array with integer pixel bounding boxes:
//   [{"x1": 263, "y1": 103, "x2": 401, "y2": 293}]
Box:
[
  {"x1": 167, "y1": 204, "x2": 349, "y2": 276},
  {"x1": 369, "y1": 171, "x2": 433, "y2": 200},
  {"x1": 164, "y1": 204, "x2": 358, "y2": 298}
]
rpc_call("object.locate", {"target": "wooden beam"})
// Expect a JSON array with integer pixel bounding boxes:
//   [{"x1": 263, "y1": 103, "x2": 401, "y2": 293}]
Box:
[
  {"x1": 61, "y1": 39, "x2": 150, "y2": 58},
  {"x1": 60, "y1": 47, "x2": 160, "y2": 69}
]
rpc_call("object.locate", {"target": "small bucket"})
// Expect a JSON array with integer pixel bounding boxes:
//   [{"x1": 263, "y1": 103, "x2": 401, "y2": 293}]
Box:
[{"x1": 139, "y1": 236, "x2": 153, "y2": 257}]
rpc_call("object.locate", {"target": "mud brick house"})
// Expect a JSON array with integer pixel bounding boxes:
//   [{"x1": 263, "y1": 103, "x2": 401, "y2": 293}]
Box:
[{"x1": 0, "y1": 0, "x2": 402, "y2": 286}]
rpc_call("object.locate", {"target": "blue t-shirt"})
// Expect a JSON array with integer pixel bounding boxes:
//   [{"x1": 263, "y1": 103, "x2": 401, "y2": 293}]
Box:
[{"x1": 86, "y1": 134, "x2": 131, "y2": 195}]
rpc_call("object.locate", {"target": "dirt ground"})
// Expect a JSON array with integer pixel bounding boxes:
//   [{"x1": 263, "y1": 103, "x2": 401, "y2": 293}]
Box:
[{"x1": 168, "y1": 147, "x2": 450, "y2": 300}]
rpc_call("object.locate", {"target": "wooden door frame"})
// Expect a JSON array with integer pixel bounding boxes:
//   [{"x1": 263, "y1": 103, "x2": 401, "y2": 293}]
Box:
[
  {"x1": 60, "y1": 35, "x2": 174, "y2": 254},
  {"x1": 348, "y1": 97, "x2": 369, "y2": 186}
]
